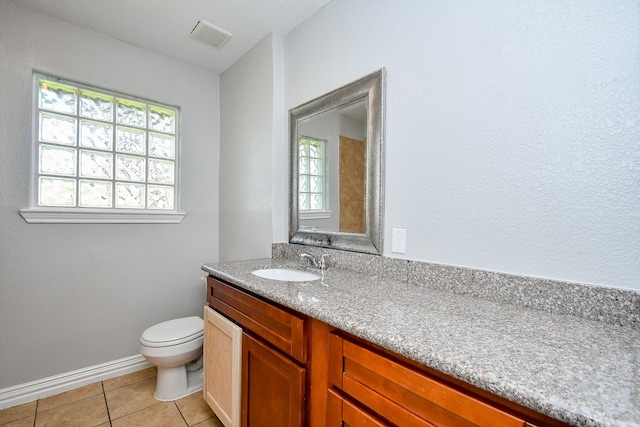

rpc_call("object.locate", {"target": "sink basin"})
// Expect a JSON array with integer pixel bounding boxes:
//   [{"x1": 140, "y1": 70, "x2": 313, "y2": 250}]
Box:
[{"x1": 252, "y1": 268, "x2": 321, "y2": 282}]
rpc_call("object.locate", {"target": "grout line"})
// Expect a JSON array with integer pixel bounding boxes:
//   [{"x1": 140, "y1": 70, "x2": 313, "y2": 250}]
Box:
[
  {"x1": 33, "y1": 398, "x2": 38, "y2": 427},
  {"x1": 174, "y1": 401, "x2": 189, "y2": 426},
  {"x1": 101, "y1": 381, "x2": 113, "y2": 425}
]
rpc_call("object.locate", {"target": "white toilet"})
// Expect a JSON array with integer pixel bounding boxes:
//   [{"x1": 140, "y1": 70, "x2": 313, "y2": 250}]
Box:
[{"x1": 139, "y1": 316, "x2": 204, "y2": 401}]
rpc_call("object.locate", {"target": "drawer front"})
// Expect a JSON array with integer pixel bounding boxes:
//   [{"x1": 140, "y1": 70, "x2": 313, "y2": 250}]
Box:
[
  {"x1": 207, "y1": 276, "x2": 307, "y2": 363},
  {"x1": 329, "y1": 333, "x2": 526, "y2": 427},
  {"x1": 327, "y1": 389, "x2": 394, "y2": 427}
]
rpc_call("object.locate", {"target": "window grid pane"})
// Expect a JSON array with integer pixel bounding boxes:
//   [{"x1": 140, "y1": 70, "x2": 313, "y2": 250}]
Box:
[
  {"x1": 34, "y1": 72, "x2": 179, "y2": 210},
  {"x1": 80, "y1": 150, "x2": 113, "y2": 180},
  {"x1": 79, "y1": 180, "x2": 112, "y2": 207},
  {"x1": 80, "y1": 119, "x2": 113, "y2": 150},
  {"x1": 39, "y1": 112, "x2": 76, "y2": 145},
  {"x1": 299, "y1": 137, "x2": 325, "y2": 211}
]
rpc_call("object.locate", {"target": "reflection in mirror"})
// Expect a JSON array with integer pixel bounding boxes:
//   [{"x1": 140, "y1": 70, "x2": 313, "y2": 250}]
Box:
[
  {"x1": 298, "y1": 99, "x2": 367, "y2": 233},
  {"x1": 289, "y1": 69, "x2": 384, "y2": 255}
]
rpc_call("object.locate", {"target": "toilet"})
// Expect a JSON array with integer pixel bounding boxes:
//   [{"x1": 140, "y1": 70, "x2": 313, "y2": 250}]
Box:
[{"x1": 139, "y1": 316, "x2": 204, "y2": 401}]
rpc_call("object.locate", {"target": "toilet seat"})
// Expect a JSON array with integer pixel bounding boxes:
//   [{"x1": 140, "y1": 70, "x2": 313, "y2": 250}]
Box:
[{"x1": 141, "y1": 316, "x2": 204, "y2": 348}]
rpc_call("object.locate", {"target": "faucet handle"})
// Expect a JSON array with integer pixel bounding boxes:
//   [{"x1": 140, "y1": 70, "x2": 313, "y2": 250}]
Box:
[{"x1": 320, "y1": 253, "x2": 331, "y2": 270}]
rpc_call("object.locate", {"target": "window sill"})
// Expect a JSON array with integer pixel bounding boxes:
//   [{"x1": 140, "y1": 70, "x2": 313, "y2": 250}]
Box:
[
  {"x1": 19, "y1": 208, "x2": 186, "y2": 224},
  {"x1": 299, "y1": 210, "x2": 333, "y2": 220}
]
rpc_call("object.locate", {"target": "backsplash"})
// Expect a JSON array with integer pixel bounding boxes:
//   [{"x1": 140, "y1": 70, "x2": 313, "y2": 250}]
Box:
[{"x1": 273, "y1": 243, "x2": 640, "y2": 329}]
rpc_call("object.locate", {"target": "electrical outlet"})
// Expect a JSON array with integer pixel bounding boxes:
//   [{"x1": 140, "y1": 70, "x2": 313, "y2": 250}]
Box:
[{"x1": 392, "y1": 228, "x2": 406, "y2": 254}]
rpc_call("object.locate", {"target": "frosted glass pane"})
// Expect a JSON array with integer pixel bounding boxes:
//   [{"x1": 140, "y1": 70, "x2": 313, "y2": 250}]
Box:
[
  {"x1": 116, "y1": 154, "x2": 145, "y2": 182},
  {"x1": 299, "y1": 193, "x2": 309, "y2": 210},
  {"x1": 310, "y1": 159, "x2": 322, "y2": 175},
  {"x1": 116, "y1": 126, "x2": 146, "y2": 154},
  {"x1": 116, "y1": 182, "x2": 145, "y2": 208},
  {"x1": 148, "y1": 159, "x2": 174, "y2": 184},
  {"x1": 149, "y1": 105, "x2": 175, "y2": 134},
  {"x1": 116, "y1": 98, "x2": 146, "y2": 127},
  {"x1": 299, "y1": 175, "x2": 309, "y2": 192},
  {"x1": 80, "y1": 150, "x2": 112, "y2": 179},
  {"x1": 39, "y1": 177, "x2": 75, "y2": 206},
  {"x1": 39, "y1": 79, "x2": 76, "y2": 114},
  {"x1": 147, "y1": 185, "x2": 174, "y2": 209},
  {"x1": 309, "y1": 142, "x2": 322, "y2": 158},
  {"x1": 310, "y1": 176, "x2": 322, "y2": 193},
  {"x1": 80, "y1": 120, "x2": 113, "y2": 150},
  {"x1": 40, "y1": 145, "x2": 76, "y2": 176},
  {"x1": 299, "y1": 158, "x2": 309, "y2": 175},
  {"x1": 149, "y1": 133, "x2": 175, "y2": 159},
  {"x1": 80, "y1": 89, "x2": 113, "y2": 121},
  {"x1": 79, "y1": 180, "x2": 112, "y2": 207},
  {"x1": 310, "y1": 194, "x2": 323, "y2": 210},
  {"x1": 299, "y1": 141, "x2": 309, "y2": 157},
  {"x1": 39, "y1": 113, "x2": 76, "y2": 145}
]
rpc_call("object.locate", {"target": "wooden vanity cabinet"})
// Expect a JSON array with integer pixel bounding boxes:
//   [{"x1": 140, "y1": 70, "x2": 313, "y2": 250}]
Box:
[
  {"x1": 207, "y1": 276, "x2": 308, "y2": 427},
  {"x1": 206, "y1": 275, "x2": 568, "y2": 427}
]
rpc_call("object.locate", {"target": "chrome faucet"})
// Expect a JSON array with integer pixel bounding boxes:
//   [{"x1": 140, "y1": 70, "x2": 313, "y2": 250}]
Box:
[{"x1": 300, "y1": 253, "x2": 331, "y2": 270}]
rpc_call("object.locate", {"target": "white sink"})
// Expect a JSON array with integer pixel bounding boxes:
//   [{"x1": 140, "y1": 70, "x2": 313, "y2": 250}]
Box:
[{"x1": 252, "y1": 268, "x2": 321, "y2": 282}]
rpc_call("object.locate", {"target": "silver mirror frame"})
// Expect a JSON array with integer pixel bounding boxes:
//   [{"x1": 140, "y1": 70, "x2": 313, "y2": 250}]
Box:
[{"x1": 289, "y1": 68, "x2": 385, "y2": 255}]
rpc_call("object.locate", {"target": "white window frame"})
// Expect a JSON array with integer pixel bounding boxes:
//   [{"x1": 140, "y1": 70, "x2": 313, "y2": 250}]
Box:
[
  {"x1": 298, "y1": 136, "x2": 331, "y2": 220},
  {"x1": 20, "y1": 71, "x2": 185, "y2": 224}
]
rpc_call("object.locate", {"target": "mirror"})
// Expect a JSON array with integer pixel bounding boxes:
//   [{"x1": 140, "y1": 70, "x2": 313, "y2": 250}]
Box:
[{"x1": 289, "y1": 68, "x2": 385, "y2": 255}]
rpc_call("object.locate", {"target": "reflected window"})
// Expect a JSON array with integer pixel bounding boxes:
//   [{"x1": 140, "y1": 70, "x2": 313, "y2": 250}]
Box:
[{"x1": 298, "y1": 136, "x2": 326, "y2": 211}]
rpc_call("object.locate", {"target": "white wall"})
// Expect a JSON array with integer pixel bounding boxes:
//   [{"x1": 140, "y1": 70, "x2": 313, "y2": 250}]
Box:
[
  {"x1": 281, "y1": 0, "x2": 640, "y2": 290},
  {"x1": 0, "y1": 2, "x2": 219, "y2": 389},
  {"x1": 219, "y1": 34, "x2": 283, "y2": 261}
]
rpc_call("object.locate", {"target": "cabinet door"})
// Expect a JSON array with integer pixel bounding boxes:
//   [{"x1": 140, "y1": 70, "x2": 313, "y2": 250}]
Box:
[
  {"x1": 242, "y1": 333, "x2": 306, "y2": 427},
  {"x1": 204, "y1": 306, "x2": 242, "y2": 427}
]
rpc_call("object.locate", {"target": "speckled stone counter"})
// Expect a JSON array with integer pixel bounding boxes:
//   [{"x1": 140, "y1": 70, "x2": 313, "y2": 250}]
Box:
[{"x1": 202, "y1": 258, "x2": 640, "y2": 427}]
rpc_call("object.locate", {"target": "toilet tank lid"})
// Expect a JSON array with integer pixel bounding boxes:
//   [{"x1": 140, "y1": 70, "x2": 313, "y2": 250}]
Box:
[{"x1": 142, "y1": 316, "x2": 204, "y2": 343}]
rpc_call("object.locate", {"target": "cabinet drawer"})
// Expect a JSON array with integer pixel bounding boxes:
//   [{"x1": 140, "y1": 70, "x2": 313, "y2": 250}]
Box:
[
  {"x1": 327, "y1": 389, "x2": 390, "y2": 427},
  {"x1": 329, "y1": 333, "x2": 526, "y2": 427},
  {"x1": 207, "y1": 276, "x2": 307, "y2": 363}
]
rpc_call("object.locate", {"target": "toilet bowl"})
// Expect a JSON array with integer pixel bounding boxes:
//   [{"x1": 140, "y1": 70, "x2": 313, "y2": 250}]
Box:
[{"x1": 139, "y1": 316, "x2": 204, "y2": 401}]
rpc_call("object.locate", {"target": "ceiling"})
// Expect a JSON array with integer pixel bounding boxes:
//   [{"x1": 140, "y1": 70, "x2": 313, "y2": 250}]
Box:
[{"x1": 8, "y1": 0, "x2": 331, "y2": 74}]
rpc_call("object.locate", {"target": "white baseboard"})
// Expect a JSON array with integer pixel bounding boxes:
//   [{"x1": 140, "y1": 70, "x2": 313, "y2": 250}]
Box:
[{"x1": 0, "y1": 354, "x2": 152, "y2": 410}]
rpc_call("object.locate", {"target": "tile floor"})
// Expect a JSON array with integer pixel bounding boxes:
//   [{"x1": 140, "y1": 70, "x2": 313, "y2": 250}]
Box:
[{"x1": 0, "y1": 368, "x2": 224, "y2": 427}]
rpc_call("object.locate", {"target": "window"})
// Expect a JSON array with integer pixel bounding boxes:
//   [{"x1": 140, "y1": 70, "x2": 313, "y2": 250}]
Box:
[
  {"x1": 21, "y1": 72, "x2": 184, "y2": 223},
  {"x1": 298, "y1": 136, "x2": 327, "y2": 213}
]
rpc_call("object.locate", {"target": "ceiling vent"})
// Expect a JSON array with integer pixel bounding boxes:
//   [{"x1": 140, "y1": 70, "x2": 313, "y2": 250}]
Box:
[{"x1": 190, "y1": 20, "x2": 233, "y2": 49}]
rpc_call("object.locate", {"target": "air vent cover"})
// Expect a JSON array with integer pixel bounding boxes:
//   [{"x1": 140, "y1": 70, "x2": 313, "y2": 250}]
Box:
[{"x1": 190, "y1": 20, "x2": 233, "y2": 49}]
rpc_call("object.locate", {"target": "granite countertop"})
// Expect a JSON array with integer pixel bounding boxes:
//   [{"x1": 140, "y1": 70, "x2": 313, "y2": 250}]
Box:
[{"x1": 202, "y1": 258, "x2": 640, "y2": 427}]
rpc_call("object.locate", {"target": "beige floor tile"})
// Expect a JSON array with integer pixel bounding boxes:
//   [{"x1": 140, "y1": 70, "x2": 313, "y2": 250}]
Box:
[
  {"x1": 35, "y1": 394, "x2": 109, "y2": 427},
  {"x1": 111, "y1": 401, "x2": 186, "y2": 427},
  {"x1": 2, "y1": 415, "x2": 35, "y2": 427},
  {"x1": 103, "y1": 367, "x2": 157, "y2": 392},
  {"x1": 175, "y1": 392, "x2": 214, "y2": 426},
  {"x1": 0, "y1": 400, "x2": 37, "y2": 424},
  {"x1": 105, "y1": 377, "x2": 159, "y2": 419},
  {"x1": 37, "y1": 382, "x2": 103, "y2": 412},
  {"x1": 192, "y1": 417, "x2": 224, "y2": 427}
]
